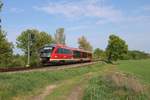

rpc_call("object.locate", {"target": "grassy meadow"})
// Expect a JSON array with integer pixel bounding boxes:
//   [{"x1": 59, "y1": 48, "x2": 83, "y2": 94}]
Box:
[
  {"x1": 118, "y1": 59, "x2": 150, "y2": 83},
  {"x1": 83, "y1": 59, "x2": 150, "y2": 100},
  {"x1": 0, "y1": 63, "x2": 105, "y2": 100},
  {"x1": 0, "y1": 59, "x2": 150, "y2": 100}
]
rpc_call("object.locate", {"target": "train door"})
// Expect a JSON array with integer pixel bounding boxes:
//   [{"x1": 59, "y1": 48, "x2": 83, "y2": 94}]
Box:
[{"x1": 54, "y1": 48, "x2": 64, "y2": 60}]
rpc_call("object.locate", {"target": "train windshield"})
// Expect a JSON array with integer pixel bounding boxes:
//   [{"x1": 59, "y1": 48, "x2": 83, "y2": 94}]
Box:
[{"x1": 40, "y1": 46, "x2": 54, "y2": 57}]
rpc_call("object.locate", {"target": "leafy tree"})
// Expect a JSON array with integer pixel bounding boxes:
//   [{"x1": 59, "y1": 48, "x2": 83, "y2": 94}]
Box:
[
  {"x1": 0, "y1": 0, "x2": 3, "y2": 29},
  {"x1": 93, "y1": 48, "x2": 106, "y2": 60},
  {"x1": 10, "y1": 54, "x2": 26, "y2": 67},
  {"x1": 54, "y1": 28, "x2": 66, "y2": 45},
  {"x1": 16, "y1": 29, "x2": 53, "y2": 66},
  {"x1": 0, "y1": 3, "x2": 14, "y2": 67},
  {"x1": 126, "y1": 50, "x2": 150, "y2": 60},
  {"x1": 78, "y1": 36, "x2": 93, "y2": 51},
  {"x1": 36, "y1": 31, "x2": 54, "y2": 48},
  {"x1": 0, "y1": 0, "x2": 3, "y2": 11},
  {"x1": 17, "y1": 29, "x2": 53, "y2": 53},
  {"x1": 106, "y1": 34, "x2": 128, "y2": 62},
  {"x1": 0, "y1": 31, "x2": 13, "y2": 67}
]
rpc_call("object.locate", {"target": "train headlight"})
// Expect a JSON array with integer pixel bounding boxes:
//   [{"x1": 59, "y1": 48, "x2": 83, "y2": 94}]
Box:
[{"x1": 40, "y1": 58, "x2": 42, "y2": 61}]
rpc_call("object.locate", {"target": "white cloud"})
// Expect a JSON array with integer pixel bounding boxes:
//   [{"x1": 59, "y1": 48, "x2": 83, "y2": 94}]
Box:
[
  {"x1": 33, "y1": 0, "x2": 150, "y2": 26},
  {"x1": 34, "y1": 0, "x2": 122, "y2": 23},
  {"x1": 141, "y1": 5, "x2": 150, "y2": 12},
  {"x1": 9, "y1": 7, "x2": 24, "y2": 13}
]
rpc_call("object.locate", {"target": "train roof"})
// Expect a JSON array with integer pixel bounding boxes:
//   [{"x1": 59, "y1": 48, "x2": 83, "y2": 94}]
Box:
[{"x1": 43, "y1": 44, "x2": 92, "y2": 54}]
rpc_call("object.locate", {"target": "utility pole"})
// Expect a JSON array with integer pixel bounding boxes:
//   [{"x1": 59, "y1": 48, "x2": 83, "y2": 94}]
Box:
[
  {"x1": 0, "y1": 18, "x2": 1, "y2": 31},
  {"x1": 26, "y1": 32, "x2": 30, "y2": 67}
]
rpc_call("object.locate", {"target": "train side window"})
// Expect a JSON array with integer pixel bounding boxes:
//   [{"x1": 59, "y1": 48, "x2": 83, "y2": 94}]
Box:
[
  {"x1": 68, "y1": 49, "x2": 72, "y2": 54},
  {"x1": 63, "y1": 49, "x2": 72, "y2": 54},
  {"x1": 73, "y1": 51, "x2": 81, "y2": 58},
  {"x1": 56, "y1": 48, "x2": 63, "y2": 54},
  {"x1": 63, "y1": 49, "x2": 67, "y2": 54},
  {"x1": 56, "y1": 48, "x2": 72, "y2": 54},
  {"x1": 63, "y1": 49, "x2": 68, "y2": 54},
  {"x1": 83, "y1": 52, "x2": 88, "y2": 58}
]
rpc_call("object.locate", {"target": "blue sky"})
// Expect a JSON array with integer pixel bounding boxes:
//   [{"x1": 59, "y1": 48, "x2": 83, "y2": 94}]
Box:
[{"x1": 1, "y1": 0, "x2": 150, "y2": 53}]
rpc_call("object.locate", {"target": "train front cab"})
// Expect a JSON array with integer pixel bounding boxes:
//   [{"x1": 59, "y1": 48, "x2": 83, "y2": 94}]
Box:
[
  {"x1": 40, "y1": 46, "x2": 73, "y2": 64},
  {"x1": 39, "y1": 45, "x2": 55, "y2": 64}
]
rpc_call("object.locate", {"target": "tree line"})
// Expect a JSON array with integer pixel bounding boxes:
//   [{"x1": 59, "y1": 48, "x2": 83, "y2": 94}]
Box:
[
  {"x1": 1, "y1": 27, "x2": 150, "y2": 67},
  {"x1": 0, "y1": 27, "x2": 93, "y2": 67},
  {"x1": 93, "y1": 35, "x2": 150, "y2": 63}
]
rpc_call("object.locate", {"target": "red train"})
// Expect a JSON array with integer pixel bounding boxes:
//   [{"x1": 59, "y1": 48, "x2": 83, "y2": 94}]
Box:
[{"x1": 39, "y1": 44, "x2": 92, "y2": 65}]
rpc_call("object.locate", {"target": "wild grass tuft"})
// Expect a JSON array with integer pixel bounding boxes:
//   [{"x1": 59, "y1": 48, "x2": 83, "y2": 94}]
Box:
[{"x1": 83, "y1": 71, "x2": 149, "y2": 100}]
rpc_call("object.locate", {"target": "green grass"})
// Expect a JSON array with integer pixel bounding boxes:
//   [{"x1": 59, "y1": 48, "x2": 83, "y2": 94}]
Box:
[
  {"x1": 1, "y1": 59, "x2": 150, "y2": 100},
  {"x1": 118, "y1": 59, "x2": 150, "y2": 83},
  {"x1": 83, "y1": 59, "x2": 150, "y2": 100},
  {"x1": 0, "y1": 63, "x2": 105, "y2": 100},
  {"x1": 45, "y1": 70, "x2": 101, "y2": 100},
  {"x1": 45, "y1": 76, "x2": 84, "y2": 100},
  {"x1": 83, "y1": 76, "x2": 149, "y2": 100}
]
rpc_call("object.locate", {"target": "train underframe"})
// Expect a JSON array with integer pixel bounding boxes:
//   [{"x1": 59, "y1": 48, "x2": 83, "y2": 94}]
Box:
[{"x1": 40, "y1": 57, "x2": 91, "y2": 65}]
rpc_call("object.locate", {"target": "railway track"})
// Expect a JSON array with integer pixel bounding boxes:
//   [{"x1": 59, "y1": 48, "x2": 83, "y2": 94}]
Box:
[{"x1": 0, "y1": 61, "x2": 102, "y2": 73}]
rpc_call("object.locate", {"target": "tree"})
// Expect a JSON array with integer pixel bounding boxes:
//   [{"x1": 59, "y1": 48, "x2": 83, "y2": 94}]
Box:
[
  {"x1": 126, "y1": 50, "x2": 150, "y2": 60},
  {"x1": 16, "y1": 29, "x2": 53, "y2": 66},
  {"x1": 17, "y1": 29, "x2": 53, "y2": 53},
  {"x1": 93, "y1": 48, "x2": 106, "y2": 60},
  {"x1": 78, "y1": 36, "x2": 93, "y2": 51},
  {"x1": 0, "y1": 0, "x2": 3, "y2": 29},
  {"x1": 0, "y1": 31, "x2": 13, "y2": 67},
  {"x1": 106, "y1": 34, "x2": 128, "y2": 62},
  {"x1": 0, "y1": 2, "x2": 13, "y2": 67},
  {"x1": 54, "y1": 28, "x2": 66, "y2": 45},
  {"x1": 0, "y1": 0, "x2": 3, "y2": 11},
  {"x1": 36, "y1": 31, "x2": 54, "y2": 49}
]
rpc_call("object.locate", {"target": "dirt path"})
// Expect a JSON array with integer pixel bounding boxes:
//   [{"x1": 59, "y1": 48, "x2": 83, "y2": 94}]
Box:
[
  {"x1": 67, "y1": 85, "x2": 84, "y2": 100},
  {"x1": 32, "y1": 69, "x2": 100, "y2": 100},
  {"x1": 32, "y1": 85, "x2": 56, "y2": 100},
  {"x1": 66, "y1": 73, "x2": 93, "y2": 100}
]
